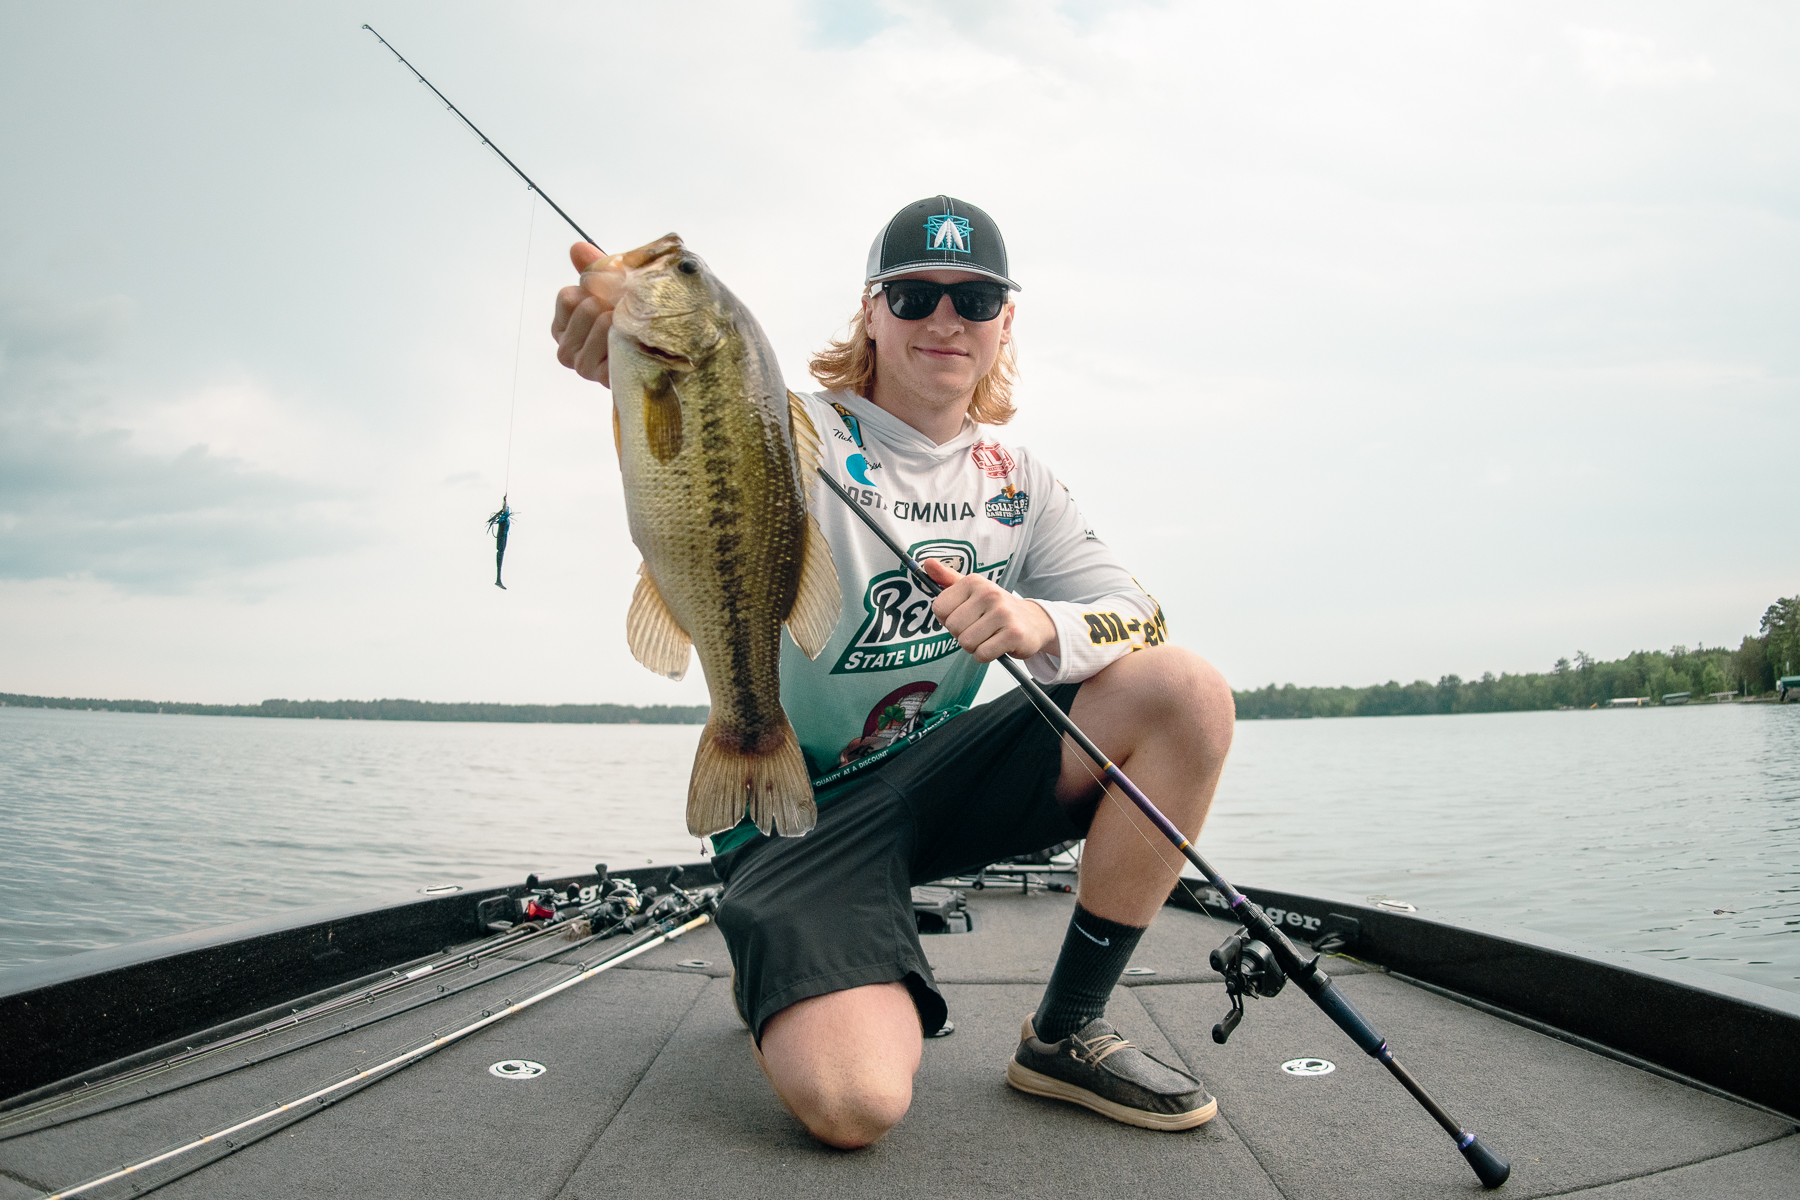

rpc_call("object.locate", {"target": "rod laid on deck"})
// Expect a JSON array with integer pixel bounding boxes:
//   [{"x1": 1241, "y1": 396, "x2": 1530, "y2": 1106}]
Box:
[
  {"x1": 43, "y1": 908, "x2": 714, "y2": 1200},
  {"x1": 816, "y1": 467, "x2": 1510, "y2": 1190}
]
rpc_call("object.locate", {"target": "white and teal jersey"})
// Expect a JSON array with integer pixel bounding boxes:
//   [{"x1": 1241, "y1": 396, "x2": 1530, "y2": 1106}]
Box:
[{"x1": 781, "y1": 389, "x2": 1167, "y2": 781}]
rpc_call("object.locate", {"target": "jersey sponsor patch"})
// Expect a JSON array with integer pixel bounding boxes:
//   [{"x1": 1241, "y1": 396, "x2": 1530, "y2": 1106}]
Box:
[
  {"x1": 893, "y1": 499, "x2": 975, "y2": 522},
  {"x1": 846, "y1": 453, "x2": 880, "y2": 485},
  {"x1": 1083, "y1": 603, "x2": 1168, "y2": 648},
  {"x1": 834, "y1": 682, "x2": 938, "y2": 767},
  {"x1": 832, "y1": 540, "x2": 1009, "y2": 675},
  {"x1": 984, "y1": 484, "x2": 1029, "y2": 526},
  {"x1": 831, "y1": 402, "x2": 864, "y2": 448},
  {"x1": 971, "y1": 440, "x2": 1015, "y2": 479}
]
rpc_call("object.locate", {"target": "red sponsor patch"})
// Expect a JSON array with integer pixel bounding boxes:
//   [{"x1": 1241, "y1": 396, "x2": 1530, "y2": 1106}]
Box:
[{"x1": 971, "y1": 440, "x2": 1015, "y2": 479}]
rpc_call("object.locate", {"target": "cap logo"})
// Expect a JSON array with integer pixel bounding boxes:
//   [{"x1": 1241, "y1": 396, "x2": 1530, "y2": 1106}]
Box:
[{"x1": 924, "y1": 214, "x2": 972, "y2": 254}]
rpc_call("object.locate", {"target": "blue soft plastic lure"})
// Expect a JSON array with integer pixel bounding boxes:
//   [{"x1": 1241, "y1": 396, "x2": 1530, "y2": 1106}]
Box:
[{"x1": 486, "y1": 497, "x2": 514, "y2": 589}]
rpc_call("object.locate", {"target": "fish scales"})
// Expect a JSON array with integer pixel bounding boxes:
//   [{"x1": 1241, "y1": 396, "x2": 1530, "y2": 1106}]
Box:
[{"x1": 607, "y1": 235, "x2": 837, "y2": 837}]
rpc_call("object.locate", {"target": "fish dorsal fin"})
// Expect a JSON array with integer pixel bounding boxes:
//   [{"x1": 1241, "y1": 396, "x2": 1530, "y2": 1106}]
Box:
[
  {"x1": 784, "y1": 392, "x2": 840, "y2": 659},
  {"x1": 644, "y1": 373, "x2": 683, "y2": 463},
  {"x1": 627, "y1": 562, "x2": 692, "y2": 679}
]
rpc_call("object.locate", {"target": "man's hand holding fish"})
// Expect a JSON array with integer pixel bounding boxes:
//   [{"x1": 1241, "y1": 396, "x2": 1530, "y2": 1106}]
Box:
[{"x1": 550, "y1": 197, "x2": 1235, "y2": 1149}]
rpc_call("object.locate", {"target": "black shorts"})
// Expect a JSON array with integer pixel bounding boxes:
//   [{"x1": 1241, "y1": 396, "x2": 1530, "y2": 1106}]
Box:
[{"x1": 711, "y1": 682, "x2": 1090, "y2": 1040}]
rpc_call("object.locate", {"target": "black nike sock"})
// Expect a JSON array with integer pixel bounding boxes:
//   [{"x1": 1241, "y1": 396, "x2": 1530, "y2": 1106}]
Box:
[{"x1": 1033, "y1": 903, "x2": 1146, "y2": 1043}]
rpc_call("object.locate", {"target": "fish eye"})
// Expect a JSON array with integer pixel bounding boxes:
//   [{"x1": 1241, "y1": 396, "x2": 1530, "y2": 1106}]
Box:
[{"x1": 678, "y1": 259, "x2": 700, "y2": 276}]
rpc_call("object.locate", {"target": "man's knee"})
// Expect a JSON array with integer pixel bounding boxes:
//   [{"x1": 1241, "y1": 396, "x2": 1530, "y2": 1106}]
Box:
[
  {"x1": 756, "y1": 983, "x2": 922, "y2": 1149},
  {"x1": 1095, "y1": 645, "x2": 1235, "y2": 758},
  {"x1": 778, "y1": 1070, "x2": 914, "y2": 1149}
]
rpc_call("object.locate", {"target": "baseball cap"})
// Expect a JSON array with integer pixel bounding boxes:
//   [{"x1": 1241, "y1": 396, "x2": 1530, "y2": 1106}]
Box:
[{"x1": 865, "y1": 195, "x2": 1020, "y2": 292}]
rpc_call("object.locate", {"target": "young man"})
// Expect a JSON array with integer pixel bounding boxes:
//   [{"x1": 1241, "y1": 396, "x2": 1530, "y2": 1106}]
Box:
[{"x1": 552, "y1": 197, "x2": 1235, "y2": 1148}]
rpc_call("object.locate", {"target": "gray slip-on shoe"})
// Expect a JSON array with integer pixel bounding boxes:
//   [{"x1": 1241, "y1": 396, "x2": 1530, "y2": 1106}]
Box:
[{"x1": 1006, "y1": 1014, "x2": 1218, "y2": 1131}]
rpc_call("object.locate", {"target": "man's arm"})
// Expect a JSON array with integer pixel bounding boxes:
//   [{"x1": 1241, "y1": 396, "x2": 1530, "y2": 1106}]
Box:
[{"x1": 1004, "y1": 477, "x2": 1166, "y2": 686}]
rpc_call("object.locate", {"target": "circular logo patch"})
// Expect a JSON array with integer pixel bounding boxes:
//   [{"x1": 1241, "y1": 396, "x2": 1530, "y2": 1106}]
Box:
[
  {"x1": 1281, "y1": 1058, "x2": 1336, "y2": 1076},
  {"x1": 489, "y1": 1059, "x2": 546, "y2": 1079}
]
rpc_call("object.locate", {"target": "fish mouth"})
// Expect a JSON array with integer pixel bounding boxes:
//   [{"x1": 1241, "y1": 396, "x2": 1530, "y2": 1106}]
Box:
[
  {"x1": 618, "y1": 233, "x2": 686, "y2": 270},
  {"x1": 626, "y1": 334, "x2": 695, "y2": 369}
]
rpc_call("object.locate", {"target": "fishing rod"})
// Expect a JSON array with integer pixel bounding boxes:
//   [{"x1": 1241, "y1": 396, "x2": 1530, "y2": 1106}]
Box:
[
  {"x1": 0, "y1": 871, "x2": 629, "y2": 1120},
  {"x1": 361, "y1": 24, "x2": 603, "y2": 253},
  {"x1": 41, "y1": 889, "x2": 720, "y2": 1200},
  {"x1": 364, "y1": 24, "x2": 604, "y2": 590},
  {"x1": 0, "y1": 873, "x2": 675, "y2": 1139},
  {"x1": 814, "y1": 468, "x2": 1511, "y2": 1190}
]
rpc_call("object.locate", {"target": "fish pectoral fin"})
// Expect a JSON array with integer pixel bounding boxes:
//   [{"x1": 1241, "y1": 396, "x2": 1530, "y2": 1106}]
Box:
[
  {"x1": 788, "y1": 390, "x2": 824, "y2": 503},
  {"x1": 627, "y1": 563, "x2": 692, "y2": 680},
  {"x1": 611, "y1": 402, "x2": 622, "y2": 466},
  {"x1": 785, "y1": 514, "x2": 840, "y2": 660},
  {"x1": 643, "y1": 372, "x2": 683, "y2": 463},
  {"x1": 783, "y1": 391, "x2": 840, "y2": 660}
]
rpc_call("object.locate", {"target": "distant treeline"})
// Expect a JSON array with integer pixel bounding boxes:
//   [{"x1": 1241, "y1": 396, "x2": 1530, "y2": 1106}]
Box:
[
  {"x1": 0, "y1": 694, "x2": 709, "y2": 725},
  {"x1": 8, "y1": 597, "x2": 1796, "y2": 727},
  {"x1": 1236, "y1": 595, "x2": 1800, "y2": 720}
]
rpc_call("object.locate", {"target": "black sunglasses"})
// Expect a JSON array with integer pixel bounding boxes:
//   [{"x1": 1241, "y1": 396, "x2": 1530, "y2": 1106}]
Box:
[{"x1": 874, "y1": 279, "x2": 1010, "y2": 322}]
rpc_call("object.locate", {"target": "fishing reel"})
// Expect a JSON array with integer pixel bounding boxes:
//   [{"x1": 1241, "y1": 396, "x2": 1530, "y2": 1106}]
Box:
[
  {"x1": 594, "y1": 877, "x2": 646, "y2": 923},
  {"x1": 1210, "y1": 930, "x2": 1288, "y2": 1044}
]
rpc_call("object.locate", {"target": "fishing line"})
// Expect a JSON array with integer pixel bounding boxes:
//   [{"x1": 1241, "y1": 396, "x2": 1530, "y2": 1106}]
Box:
[
  {"x1": 502, "y1": 189, "x2": 538, "y2": 496},
  {"x1": 815, "y1": 467, "x2": 1511, "y2": 1190},
  {"x1": 1024, "y1": 696, "x2": 1214, "y2": 924},
  {"x1": 1058, "y1": 729, "x2": 1210, "y2": 905}
]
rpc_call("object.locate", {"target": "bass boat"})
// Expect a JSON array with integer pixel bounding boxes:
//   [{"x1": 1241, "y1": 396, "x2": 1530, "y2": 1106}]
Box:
[{"x1": 1, "y1": 853, "x2": 1796, "y2": 1199}]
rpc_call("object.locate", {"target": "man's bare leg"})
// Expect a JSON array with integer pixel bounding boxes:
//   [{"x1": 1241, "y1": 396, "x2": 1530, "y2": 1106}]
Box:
[
  {"x1": 755, "y1": 982, "x2": 922, "y2": 1148},
  {"x1": 1001, "y1": 645, "x2": 1233, "y2": 1126},
  {"x1": 752, "y1": 646, "x2": 1227, "y2": 1146},
  {"x1": 1057, "y1": 645, "x2": 1235, "y2": 924}
]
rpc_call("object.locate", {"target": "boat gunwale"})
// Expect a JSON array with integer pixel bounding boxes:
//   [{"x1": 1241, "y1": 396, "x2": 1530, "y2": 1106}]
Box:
[
  {"x1": 1168, "y1": 881, "x2": 1800, "y2": 1120},
  {"x1": 0, "y1": 862, "x2": 715, "y2": 1107}
]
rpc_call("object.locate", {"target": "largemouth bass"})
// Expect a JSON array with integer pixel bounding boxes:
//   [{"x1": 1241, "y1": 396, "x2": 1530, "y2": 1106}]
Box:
[{"x1": 606, "y1": 234, "x2": 839, "y2": 838}]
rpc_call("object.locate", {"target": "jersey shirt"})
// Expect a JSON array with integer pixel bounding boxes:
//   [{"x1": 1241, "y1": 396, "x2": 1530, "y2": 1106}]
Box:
[{"x1": 780, "y1": 388, "x2": 1168, "y2": 781}]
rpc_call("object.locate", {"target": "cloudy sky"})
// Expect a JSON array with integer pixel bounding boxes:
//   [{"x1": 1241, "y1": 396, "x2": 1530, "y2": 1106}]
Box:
[{"x1": 2, "y1": 1, "x2": 1795, "y2": 707}]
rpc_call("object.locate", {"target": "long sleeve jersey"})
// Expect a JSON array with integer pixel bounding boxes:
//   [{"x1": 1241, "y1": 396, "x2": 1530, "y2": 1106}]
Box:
[{"x1": 780, "y1": 389, "x2": 1167, "y2": 780}]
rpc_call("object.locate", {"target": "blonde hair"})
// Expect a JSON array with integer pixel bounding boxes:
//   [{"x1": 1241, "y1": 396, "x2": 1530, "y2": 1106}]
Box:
[{"x1": 808, "y1": 297, "x2": 1018, "y2": 426}]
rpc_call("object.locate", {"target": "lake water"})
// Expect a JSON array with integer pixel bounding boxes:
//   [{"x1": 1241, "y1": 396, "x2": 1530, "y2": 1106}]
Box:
[{"x1": 2, "y1": 701, "x2": 1796, "y2": 994}]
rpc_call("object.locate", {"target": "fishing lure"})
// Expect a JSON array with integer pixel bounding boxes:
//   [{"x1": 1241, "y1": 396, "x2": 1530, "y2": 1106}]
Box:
[{"x1": 487, "y1": 497, "x2": 514, "y2": 589}]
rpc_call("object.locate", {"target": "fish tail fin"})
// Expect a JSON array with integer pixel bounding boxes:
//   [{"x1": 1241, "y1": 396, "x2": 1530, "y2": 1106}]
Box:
[{"x1": 687, "y1": 716, "x2": 816, "y2": 839}]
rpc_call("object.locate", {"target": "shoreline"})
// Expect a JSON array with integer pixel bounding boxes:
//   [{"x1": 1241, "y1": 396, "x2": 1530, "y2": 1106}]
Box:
[
  {"x1": 3, "y1": 690, "x2": 1787, "y2": 726},
  {"x1": 0, "y1": 692, "x2": 710, "y2": 725}
]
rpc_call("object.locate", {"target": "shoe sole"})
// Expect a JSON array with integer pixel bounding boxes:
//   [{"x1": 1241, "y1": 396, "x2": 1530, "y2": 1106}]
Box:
[{"x1": 1006, "y1": 1060, "x2": 1218, "y2": 1131}]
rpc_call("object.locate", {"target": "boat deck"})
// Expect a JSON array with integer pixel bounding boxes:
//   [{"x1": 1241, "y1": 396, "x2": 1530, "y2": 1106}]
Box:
[{"x1": 4, "y1": 887, "x2": 1795, "y2": 1199}]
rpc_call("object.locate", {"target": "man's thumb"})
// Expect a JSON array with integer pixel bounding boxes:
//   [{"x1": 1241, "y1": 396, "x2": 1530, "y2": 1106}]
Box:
[
  {"x1": 569, "y1": 241, "x2": 605, "y2": 273},
  {"x1": 921, "y1": 557, "x2": 961, "y2": 586}
]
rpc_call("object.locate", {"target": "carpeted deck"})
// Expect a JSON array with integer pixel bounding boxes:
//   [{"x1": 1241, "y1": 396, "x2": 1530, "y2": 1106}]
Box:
[{"x1": 2, "y1": 889, "x2": 1793, "y2": 1199}]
